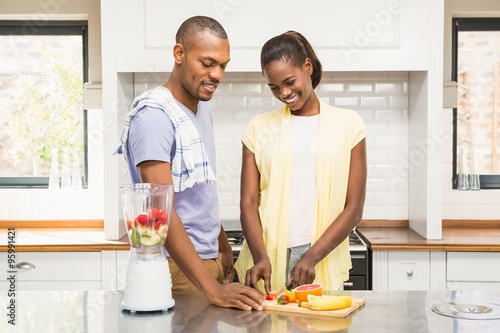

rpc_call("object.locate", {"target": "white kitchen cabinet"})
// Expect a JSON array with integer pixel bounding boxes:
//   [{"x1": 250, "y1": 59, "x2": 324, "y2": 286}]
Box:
[
  {"x1": 105, "y1": 0, "x2": 432, "y2": 73},
  {"x1": 116, "y1": 250, "x2": 130, "y2": 291},
  {"x1": 387, "y1": 251, "x2": 430, "y2": 290},
  {"x1": 0, "y1": 252, "x2": 102, "y2": 291},
  {"x1": 446, "y1": 252, "x2": 500, "y2": 290},
  {"x1": 372, "y1": 250, "x2": 446, "y2": 290}
]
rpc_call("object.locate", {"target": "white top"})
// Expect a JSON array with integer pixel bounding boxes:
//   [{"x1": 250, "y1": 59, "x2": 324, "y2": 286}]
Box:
[{"x1": 288, "y1": 114, "x2": 319, "y2": 248}]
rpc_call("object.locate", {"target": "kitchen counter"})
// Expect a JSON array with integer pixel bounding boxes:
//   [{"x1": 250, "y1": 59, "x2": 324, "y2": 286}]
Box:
[
  {"x1": 356, "y1": 220, "x2": 500, "y2": 251},
  {"x1": 0, "y1": 228, "x2": 129, "y2": 252},
  {"x1": 2, "y1": 219, "x2": 500, "y2": 252},
  {"x1": 1, "y1": 289, "x2": 499, "y2": 332}
]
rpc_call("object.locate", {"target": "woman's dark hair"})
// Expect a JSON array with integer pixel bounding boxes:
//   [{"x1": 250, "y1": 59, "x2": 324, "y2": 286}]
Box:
[{"x1": 260, "y1": 31, "x2": 322, "y2": 89}]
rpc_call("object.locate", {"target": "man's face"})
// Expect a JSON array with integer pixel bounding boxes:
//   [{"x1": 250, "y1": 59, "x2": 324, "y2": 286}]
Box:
[{"x1": 178, "y1": 31, "x2": 230, "y2": 103}]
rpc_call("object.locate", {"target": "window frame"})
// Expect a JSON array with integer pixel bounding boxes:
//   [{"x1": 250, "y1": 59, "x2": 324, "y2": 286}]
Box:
[
  {"x1": 0, "y1": 20, "x2": 89, "y2": 188},
  {"x1": 452, "y1": 17, "x2": 500, "y2": 189}
]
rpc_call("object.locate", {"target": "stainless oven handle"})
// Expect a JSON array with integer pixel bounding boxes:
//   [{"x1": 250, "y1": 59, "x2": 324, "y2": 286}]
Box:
[
  {"x1": 343, "y1": 282, "x2": 354, "y2": 288},
  {"x1": 350, "y1": 254, "x2": 366, "y2": 259}
]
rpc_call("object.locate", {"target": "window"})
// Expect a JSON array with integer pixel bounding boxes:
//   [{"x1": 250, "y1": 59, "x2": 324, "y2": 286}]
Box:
[
  {"x1": 0, "y1": 21, "x2": 88, "y2": 188},
  {"x1": 452, "y1": 18, "x2": 500, "y2": 189}
]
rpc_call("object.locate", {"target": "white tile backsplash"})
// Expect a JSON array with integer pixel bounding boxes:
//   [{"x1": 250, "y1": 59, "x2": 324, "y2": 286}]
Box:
[
  {"x1": 0, "y1": 189, "x2": 104, "y2": 220},
  {"x1": 3, "y1": 72, "x2": 495, "y2": 222},
  {"x1": 0, "y1": 72, "x2": 409, "y2": 221},
  {"x1": 130, "y1": 72, "x2": 414, "y2": 220}
]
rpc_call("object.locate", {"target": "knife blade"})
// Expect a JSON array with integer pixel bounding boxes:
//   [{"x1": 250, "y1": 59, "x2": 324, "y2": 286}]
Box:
[{"x1": 273, "y1": 280, "x2": 293, "y2": 296}]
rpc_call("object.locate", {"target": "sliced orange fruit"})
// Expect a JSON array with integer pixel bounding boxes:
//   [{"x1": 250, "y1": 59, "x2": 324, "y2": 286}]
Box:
[
  {"x1": 293, "y1": 283, "x2": 323, "y2": 302},
  {"x1": 285, "y1": 289, "x2": 297, "y2": 302}
]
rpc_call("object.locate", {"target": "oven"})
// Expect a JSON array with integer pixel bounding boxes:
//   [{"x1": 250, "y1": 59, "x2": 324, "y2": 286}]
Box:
[
  {"x1": 223, "y1": 220, "x2": 371, "y2": 290},
  {"x1": 344, "y1": 230, "x2": 371, "y2": 290}
]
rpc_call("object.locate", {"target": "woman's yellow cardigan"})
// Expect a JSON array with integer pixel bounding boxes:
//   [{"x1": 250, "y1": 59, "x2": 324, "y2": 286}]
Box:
[{"x1": 235, "y1": 100, "x2": 367, "y2": 291}]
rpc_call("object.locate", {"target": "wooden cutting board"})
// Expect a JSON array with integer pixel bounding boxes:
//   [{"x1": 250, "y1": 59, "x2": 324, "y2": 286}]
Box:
[{"x1": 264, "y1": 297, "x2": 365, "y2": 317}]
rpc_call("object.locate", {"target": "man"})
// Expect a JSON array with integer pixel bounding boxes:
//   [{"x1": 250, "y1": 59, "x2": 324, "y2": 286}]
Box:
[{"x1": 121, "y1": 16, "x2": 264, "y2": 311}]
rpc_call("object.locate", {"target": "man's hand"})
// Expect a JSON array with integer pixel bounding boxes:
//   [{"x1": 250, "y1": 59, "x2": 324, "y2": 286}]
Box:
[
  {"x1": 218, "y1": 226, "x2": 235, "y2": 284},
  {"x1": 206, "y1": 282, "x2": 265, "y2": 311},
  {"x1": 220, "y1": 250, "x2": 235, "y2": 284}
]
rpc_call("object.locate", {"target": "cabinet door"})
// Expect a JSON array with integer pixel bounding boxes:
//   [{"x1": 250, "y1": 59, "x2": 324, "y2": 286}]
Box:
[
  {"x1": 116, "y1": 250, "x2": 130, "y2": 291},
  {"x1": 447, "y1": 252, "x2": 500, "y2": 290},
  {"x1": 387, "y1": 251, "x2": 430, "y2": 290},
  {"x1": 108, "y1": 0, "x2": 431, "y2": 72},
  {"x1": 0, "y1": 252, "x2": 101, "y2": 291}
]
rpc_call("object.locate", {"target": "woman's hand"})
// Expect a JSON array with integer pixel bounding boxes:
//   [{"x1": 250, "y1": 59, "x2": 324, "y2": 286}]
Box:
[
  {"x1": 244, "y1": 257, "x2": 272, "y2": 296},
  {"x1": 290, "y1": 255, "x2": 317, "y2": 288}
]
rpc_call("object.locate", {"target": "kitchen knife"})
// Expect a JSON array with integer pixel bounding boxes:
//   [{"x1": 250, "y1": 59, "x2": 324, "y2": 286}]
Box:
[{"x1": 272, "y1": 280, "x2": 293, "y2": 296}]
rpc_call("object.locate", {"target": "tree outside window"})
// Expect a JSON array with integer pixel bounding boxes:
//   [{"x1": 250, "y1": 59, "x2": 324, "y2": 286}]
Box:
[{"x1": 0, "y1": 22, "x2": 88, "y2": 187}]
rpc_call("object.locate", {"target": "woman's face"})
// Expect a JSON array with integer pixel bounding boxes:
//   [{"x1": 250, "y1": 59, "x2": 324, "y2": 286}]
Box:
[{"x1": 263, "y1": 59, "x2": 314, "y2": 113}]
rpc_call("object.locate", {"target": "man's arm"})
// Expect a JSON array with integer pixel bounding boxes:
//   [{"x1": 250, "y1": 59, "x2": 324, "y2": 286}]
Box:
[
  {"x1": 138, "y1": 160, "x2": 264, "y2": 310},
  {"x1": 218, "y1": 225, "x2": 235, "y2": 284}
]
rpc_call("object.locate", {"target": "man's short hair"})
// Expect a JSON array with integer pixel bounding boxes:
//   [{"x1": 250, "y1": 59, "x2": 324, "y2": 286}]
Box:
[{"x1": 176, "y1": 16, "x2": 228, "y2": 50}]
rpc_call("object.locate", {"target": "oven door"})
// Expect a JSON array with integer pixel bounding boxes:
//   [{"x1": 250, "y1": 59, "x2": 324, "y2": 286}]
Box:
[{"x1": 344, "y1": 250, "x2": 371, "y2": 290}]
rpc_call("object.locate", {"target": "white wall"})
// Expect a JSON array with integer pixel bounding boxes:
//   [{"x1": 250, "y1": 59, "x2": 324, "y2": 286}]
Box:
[
  {"x1": 1, "y1": 0, "x2": 498, "y2": 222},
  {"x1": 0, "y1": 0, "x2": 104, "y2": 220},
  {"x1": 132, "y1": 71, "x2": 410, "y2": 220},
  {"x1": 441, "y1": 0, "x2": 500, "y2": 219}
]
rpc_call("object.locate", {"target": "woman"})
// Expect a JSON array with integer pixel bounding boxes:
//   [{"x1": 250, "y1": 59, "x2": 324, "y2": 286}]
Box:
[{"x1": 235, "y1": 31, "x2": 367, "y2": 295}]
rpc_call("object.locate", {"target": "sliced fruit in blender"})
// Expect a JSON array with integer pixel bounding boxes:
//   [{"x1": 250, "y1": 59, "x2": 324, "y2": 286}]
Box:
[
  {"x1": 135, "y1": 213, "x2": 148, "y2": 226},
  {"x1": 140, "y1": 233, "x2": 163, "y2": 246},
  {"x1": 129, "y1": 229, "x2": 140, "y2": 246},
  {"x1": 157, "y1": 224, "x2": 168, "y2": 238},
  {"x1": 145, "y1": 226, "x2": 156, "y2": 237}
]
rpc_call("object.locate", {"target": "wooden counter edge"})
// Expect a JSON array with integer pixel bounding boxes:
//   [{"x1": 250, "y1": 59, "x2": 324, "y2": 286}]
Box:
[
  {"x1": 0, "y1": 220, "x2": 104, "y2": 228},
  {"x1": 357, "y1": 219, "x2": 500, "y2": 228},
  {"x1": 0, "y1": 243, "x2": 131, "y2": 252},
  {"x1": 1, "y1": 225, "x2": 131, "y2": 252},
  {"x1": 357, "y1": 220, "x2": 500, "y2": 252},
  {"x1": 368, "y1": 244, "x2": 500, "y2": 252}
]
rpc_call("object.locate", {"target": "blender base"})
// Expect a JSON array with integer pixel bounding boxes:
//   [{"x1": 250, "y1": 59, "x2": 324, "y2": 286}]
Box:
[
  {"x1": 121, "y1": 298, "x2": 175, "y2": 312},
  {"x1": 121, "y1": 259, "x2": 175, "y2": 312}
]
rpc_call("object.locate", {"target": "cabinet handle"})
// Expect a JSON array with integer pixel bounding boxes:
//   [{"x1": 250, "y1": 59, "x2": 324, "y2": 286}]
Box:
[
  {"x1": 407, "y1": 269, "x2": 413, "y2": 277},
  {"x1": 15, "y1": 262, "x2": 36, "y2": 270},
  {"x1": 343, "y1": 282, "x2": 354, "y2": 287}
]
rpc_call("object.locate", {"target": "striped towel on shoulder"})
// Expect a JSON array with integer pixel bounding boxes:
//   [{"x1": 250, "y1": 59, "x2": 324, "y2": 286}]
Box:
[{"x1": 121, "y1": 86, "x2": 216, "y2": 192}]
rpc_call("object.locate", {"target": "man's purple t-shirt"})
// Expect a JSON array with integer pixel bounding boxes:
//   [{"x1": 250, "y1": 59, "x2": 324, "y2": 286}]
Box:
[{"x1": 125, "y1": 100, "x2": 220, "y2": 259}]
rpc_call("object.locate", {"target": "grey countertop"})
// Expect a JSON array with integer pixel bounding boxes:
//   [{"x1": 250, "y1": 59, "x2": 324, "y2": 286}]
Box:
[{"x1": 2, "y1": 289, "x2": 500, "y2": 332}]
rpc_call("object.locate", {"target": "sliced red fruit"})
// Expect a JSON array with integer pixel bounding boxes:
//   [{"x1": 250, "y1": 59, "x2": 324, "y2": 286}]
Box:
[
  {"x1": 293, "y1": 283, "x2": 323, "y2": 302},
  {"x1": 126, "y1": 219, "x2": 133, "y2": 230},
  {"x1": 157, "y1": 209, "x2": 167, "y2": 221},
  {"x1": 277, "y1": 294, "x2": 289, "y2": 305},
  {"x1": 295, "y1": 283, "x2": 323, "y2": 291},
  {"x1": 266, "y1": 293, "x2": 277, "y2": 300},
  {"x1": 153, "y1": 219, "x2": 165, "y2": 230},
  {"x1": 136, "y1": 213, "x2": 148, "y2": 226},
  {"x1": 149, "y1": 207, "x2": 159, "y2": 219}
]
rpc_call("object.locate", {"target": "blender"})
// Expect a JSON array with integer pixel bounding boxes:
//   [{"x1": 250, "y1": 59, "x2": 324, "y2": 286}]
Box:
[{"x1": 120, "y1": 183, "x2": 175, "y2": 312}]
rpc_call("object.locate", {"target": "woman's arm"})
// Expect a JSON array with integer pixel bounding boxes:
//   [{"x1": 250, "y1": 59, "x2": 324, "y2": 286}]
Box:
[
  {"x1": 291, "y1": 138, "x2": 367, "y2": 286},
  {"x1": 240, "y1": 144, "x2": 272, "y2": 294}
]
